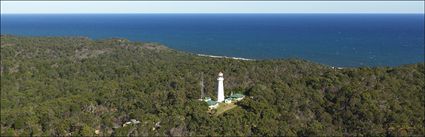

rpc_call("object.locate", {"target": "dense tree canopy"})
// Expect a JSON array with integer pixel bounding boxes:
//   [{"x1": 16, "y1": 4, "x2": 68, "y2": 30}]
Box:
[{"x1": 1, "y1": 35, "x2": 424, "y2": 136}]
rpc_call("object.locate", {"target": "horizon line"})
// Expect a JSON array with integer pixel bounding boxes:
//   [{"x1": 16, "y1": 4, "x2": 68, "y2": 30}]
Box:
[
  {"x1": 2, "y1": 12, "x2": 424, "y2": 14},
  {"x1": 2, "y1": 1, "x2": 423, "y2": 14}
]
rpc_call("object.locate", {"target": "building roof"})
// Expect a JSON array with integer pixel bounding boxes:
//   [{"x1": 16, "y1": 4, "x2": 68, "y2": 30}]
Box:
[
  {"x1": 229, "y1": 93, "x2": 245, "y2": 98},
  {"x1": 206, "y1": 100, "x2": 218, "y2": 106}
]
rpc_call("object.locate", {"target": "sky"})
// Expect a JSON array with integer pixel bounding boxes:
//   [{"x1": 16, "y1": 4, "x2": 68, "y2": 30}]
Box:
[{"x1": 1, "y1": 1, "x2": 424, "y2": 14}]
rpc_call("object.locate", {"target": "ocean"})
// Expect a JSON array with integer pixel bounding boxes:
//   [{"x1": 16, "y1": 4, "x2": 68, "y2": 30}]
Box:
[{"x1": 1, "y1": 14, "x2": 424, "y2": 67}]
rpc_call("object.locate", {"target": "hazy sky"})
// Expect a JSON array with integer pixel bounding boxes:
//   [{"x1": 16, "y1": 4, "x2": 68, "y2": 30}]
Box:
[{"x1": 1, "y1": 1, "x2": 424, "y2": 14}]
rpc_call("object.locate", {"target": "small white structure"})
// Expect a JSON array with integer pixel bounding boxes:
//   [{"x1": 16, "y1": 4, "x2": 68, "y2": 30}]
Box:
[
  {"x1": 131, "y1": 119, "x2": 141, "y2": 124},
  {"x1": 123, "y1": 119, "x2": 141, "y2": 127},
  {"x1": 207, "y1": 100, "x2": 219, "y2": 109},
  {"x1": 224, "y1": 98, "x2": 232, "y2": 104},
  {"x1": 227, "y1": 93, "x2": 245, "y2": 102},
  {"x1": 217, "y1": 72, "x2": 225, "y2": 102}
]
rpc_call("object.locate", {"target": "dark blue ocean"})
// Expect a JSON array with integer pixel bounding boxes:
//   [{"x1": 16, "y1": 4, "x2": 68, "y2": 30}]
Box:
[{"x1": 1, "y1": 14, "x2": 424, "y2": 67}]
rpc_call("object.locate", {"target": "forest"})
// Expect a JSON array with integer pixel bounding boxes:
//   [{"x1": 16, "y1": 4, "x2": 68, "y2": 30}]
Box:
[{"x1": 1, "y1": 35, "x2": 424, "y2": 136}]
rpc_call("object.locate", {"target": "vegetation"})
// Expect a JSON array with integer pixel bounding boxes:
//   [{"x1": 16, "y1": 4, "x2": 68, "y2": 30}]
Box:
[
  {"x1": 1, "y1": 35, "x2": 424, "y2": 136},
  {"x1": 212, "y1": 103, "x2": 238, "y2": 116}
]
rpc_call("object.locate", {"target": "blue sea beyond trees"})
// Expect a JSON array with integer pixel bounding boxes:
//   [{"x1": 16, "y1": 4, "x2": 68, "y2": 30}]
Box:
[{"x1": 1, "y1": 14, "x2": 424, "y2": 67}]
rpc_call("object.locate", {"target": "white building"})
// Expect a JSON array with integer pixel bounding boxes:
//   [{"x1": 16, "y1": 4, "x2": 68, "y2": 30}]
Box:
[
  {"x1": 224, "y1": 98, "x2": 232, "y2": 104},
  {"x1": 207, "y1": 100, "x2": 219, "y2": 109},
  {"x1": 217, "y1": 72, "x2": 225, "y2": 102},
  {"x1": 202, "y1": 72, "x2": 245, "y2": 109}
]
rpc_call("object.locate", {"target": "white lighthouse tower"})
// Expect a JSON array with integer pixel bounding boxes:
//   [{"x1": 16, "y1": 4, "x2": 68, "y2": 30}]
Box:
[{"x1": 217, "y1": 72, "x2": 225, "y2": 102}]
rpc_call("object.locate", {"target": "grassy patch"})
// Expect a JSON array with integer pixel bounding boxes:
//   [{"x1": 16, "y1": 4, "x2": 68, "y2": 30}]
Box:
[{"x1": 213, "y1": 103, "x2": 238, "y2": 116}]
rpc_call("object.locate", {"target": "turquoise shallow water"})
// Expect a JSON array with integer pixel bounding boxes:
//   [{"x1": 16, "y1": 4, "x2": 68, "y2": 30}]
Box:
[{"x1": 1, "y1": 14, "x2": 424, "y2": 67}]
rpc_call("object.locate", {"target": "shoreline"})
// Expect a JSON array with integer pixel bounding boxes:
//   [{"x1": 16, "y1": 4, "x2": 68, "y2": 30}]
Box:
[
  {"x1": 197, "y1": 54, "x2": 348, "y2": 69},
  {"x1": 196, "y1": 54, "x2": 255, "y2": 61}
]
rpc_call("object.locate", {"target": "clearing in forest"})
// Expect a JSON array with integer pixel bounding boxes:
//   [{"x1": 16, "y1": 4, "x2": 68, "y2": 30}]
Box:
[{"x1": 212, "y1": 103, "x2": 238, "y2": 116}]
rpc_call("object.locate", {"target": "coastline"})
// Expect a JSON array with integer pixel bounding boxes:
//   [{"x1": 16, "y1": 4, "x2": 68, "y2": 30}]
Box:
[
  {"x1": 197, "y1": 54, "x2": 348, "y2": 69},
  {"x1": 197, "y1": 54, "x2": 255, "y2": 61}
]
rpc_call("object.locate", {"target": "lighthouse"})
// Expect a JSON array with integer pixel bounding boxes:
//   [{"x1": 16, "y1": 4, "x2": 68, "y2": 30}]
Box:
[{"x1": 217, "y1": 72, "x2": 225, "y2": 102}]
